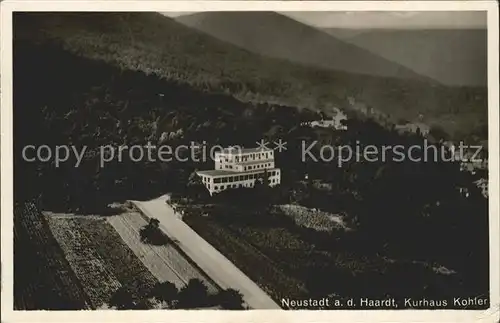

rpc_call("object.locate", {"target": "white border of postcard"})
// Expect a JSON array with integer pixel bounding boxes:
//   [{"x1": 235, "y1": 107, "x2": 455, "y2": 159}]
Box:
[{"x1": 1, "y1": 1, "x2": 499, "y2": 322}]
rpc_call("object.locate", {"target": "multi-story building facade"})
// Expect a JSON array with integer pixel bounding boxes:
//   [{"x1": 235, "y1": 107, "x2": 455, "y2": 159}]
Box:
[{"x1": 196, "y1": 147, "x2": 281, "y2": 196}]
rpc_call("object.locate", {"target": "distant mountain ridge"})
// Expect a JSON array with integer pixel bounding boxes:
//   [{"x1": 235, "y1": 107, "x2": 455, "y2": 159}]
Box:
[
  {"x1": 323, "y1": 28, "x2": 487, "y2": 87},
  {"x1": 175, "y1": 12, "x2": 429, "y2": 82},
  {"x1": 14, "y1": 12, "x2": 487, "y2": 139}
]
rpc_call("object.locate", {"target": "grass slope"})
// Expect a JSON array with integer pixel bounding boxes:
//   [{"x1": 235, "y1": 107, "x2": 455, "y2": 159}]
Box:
[{"x1": 183, "y1": 209, "x2": 470, "y2": 308}]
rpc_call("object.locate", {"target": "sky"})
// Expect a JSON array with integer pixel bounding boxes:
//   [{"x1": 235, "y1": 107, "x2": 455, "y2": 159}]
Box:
[{"x1": 162, "y1": 11, "x2": 486, "y2": 29}]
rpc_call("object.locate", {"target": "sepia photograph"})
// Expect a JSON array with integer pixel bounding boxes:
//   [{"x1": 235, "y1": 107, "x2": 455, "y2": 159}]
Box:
[{"x1": 1, "y1": 1, "x2": 499, "y2": 322}]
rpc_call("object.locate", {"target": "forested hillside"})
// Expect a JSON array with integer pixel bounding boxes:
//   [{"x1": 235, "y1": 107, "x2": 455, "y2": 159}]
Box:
[
  {"x1": 13, "y1": 39, "x2": 320, "y2": 211},
  {"x1": 14, "y1": 12, "x2": 487, "y2": 139}
]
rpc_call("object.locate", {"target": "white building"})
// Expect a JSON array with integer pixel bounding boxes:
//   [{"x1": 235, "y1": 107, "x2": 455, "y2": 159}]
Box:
[
  {"x1": 303, "y1": 107, "x2": 348, "y2": 130},
  {"x1": 196, "y1": 147, "x2": 281, "y2": 196}
]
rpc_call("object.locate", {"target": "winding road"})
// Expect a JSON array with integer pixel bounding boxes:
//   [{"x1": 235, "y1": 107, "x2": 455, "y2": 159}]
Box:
[{"x1": 131, "y1": 195, "x2": 281, "y2": 309}]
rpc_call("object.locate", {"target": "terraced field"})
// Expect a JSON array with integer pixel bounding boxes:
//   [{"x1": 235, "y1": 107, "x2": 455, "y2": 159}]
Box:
[
  {"x1": 14, "y1": 203, "x2": 90, "y2": 310},
  {"x1": 46, "y1": 214, "x2": 159, "y2": 308},
  {"x1": 106, "y1": 211, "x2": 218, "y2": 293}
]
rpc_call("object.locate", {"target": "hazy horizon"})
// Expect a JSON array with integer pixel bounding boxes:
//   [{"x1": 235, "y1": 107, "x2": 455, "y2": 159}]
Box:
[{"x1": 162, "y1": 11, "x2": 487, "y2": 29}]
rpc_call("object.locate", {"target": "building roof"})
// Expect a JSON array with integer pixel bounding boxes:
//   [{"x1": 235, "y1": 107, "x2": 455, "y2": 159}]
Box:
[
  {"x1": 197, "y1": 168, "x2": 279, "y2": 177},
  {"x1": 217, "y1": 147, "x2": 273, "y2": 155},
  {"x1": 236, "y1": 159, "x2": 274, "y2": 166}
]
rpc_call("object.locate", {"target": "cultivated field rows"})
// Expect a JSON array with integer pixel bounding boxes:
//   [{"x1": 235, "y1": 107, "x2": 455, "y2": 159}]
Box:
[
  {"x1": 107, "y1": 211, "x2": 218, "y2": 294},
  {"x1": 47, "y1": 217, "x2": 122, "y2": 307},
  {"x1": 45, "y1": 213, "x2": 158, "y2": 308}
]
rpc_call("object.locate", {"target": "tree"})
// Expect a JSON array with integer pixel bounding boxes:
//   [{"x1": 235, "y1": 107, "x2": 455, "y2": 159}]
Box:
[
  {"x1": 140, "y1": 217, "x2": 169, "y2": 245},
  {"x1": 215, "y1": 288, "x2": 245, "y2": 310},
  {"x1": 109, "y1": 286, "x2": 134, "y2": 309},
  {"x1": 150, "y1": 281, "x2": 178, "y2": 307},
  {"x1": 149, "y1": 217, "x2": 160, "y2": 229},
  {"x1": 133, "y1": 298, "x2": 155, "y2": 310},
  {"x1": 108, "y1": 285, "x2": 152, "y2": 310},
  {"x1": 176, "y1": 279, "x2": 210, "y2": 309},
  {"x1": 185, "y1": 171, "x2": 209, "y2": 201}
]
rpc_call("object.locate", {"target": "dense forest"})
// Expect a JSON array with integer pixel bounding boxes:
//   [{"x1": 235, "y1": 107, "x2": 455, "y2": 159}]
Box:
[
  {"x1": 13, "y1": 40, "x2": 320, "y2": 211},
  {"x1": 14, "y1": 12, "x2": 487, "y2": 140}
]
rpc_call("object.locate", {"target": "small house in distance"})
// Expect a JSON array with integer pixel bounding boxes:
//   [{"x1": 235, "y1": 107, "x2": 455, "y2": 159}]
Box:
[
  {"x1": 196, "y1": 147, "x2": 281, "y2": 196},
  {"x1": 301, "y1": 107, "x2": 348, "y2": 130},
  {"x1": 394, "y1": 122, "x2": 430, "y2": 137}
]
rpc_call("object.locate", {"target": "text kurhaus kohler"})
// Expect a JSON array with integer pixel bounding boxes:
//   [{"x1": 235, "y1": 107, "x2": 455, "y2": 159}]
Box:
[{"x1": 281, "y1": 296, "x2": 488, "y2": 309}]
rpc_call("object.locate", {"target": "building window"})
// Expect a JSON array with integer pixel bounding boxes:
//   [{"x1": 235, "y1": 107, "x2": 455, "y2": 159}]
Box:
[
  {"x1": 214, "y1": 178, "x2": 221, "y2": 183},
  {"x1": 222, "y1": 177, "x2": 228, "y2": 183},
  {"x1": 214, "y1": 185, "x2": 218, "y2": 190}
]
